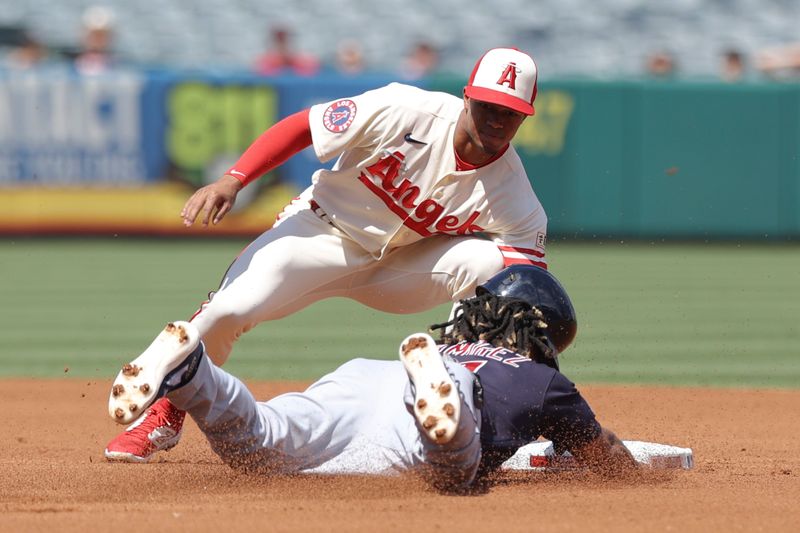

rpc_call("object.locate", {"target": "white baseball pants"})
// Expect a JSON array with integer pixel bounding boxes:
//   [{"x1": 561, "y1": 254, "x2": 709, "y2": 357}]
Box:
[{"x1": 191, "y1": 206, "x2": 503, "y2": 365}]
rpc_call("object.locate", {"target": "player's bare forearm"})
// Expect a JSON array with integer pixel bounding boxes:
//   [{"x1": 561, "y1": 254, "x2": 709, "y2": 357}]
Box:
[
  {"x1": 571, "y1": 427, "x2": 638, "y2": 476},
  {"x1": 181, "y1": 174, "x2": 244, "y2": 227}
]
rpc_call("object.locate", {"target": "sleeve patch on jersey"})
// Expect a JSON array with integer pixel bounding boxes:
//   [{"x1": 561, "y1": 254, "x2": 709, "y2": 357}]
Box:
[
  {"x1": 322, "y1": 99, "x2": 357, "y2": 133},
  {"x1": 536, "y1": 232, "x2": 546, "y2": 250}
]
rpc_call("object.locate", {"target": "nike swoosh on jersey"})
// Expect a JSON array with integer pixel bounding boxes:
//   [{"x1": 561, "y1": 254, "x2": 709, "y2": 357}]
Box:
[
  {"x1": 404, "y1": 133, "x2": 428, "y2": 145},
  {"x1": 229, "y1": 170, "x2": 246, "y2": 176}
]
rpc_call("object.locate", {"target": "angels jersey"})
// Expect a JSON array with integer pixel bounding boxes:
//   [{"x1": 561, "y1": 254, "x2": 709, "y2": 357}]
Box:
[{"x1": 307, "y1": 83, "x2": 547, "y2": 267}]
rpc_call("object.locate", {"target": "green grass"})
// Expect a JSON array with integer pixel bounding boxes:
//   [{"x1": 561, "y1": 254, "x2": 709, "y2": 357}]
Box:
[{"x1": 1, "y1": 238, "x2": 798, "y2": 388}]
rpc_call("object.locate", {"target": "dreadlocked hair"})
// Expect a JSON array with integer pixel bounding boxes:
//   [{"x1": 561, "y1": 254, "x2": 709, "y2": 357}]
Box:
[{"x1": 430, "y1": 293, "x2": 557, "y2": 364}]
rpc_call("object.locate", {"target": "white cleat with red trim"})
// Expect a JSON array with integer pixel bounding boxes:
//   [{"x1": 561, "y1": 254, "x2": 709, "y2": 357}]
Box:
[
  {"x1": 104, "y1": 321, "x2": 202, "y2": 462},
  {"x1": 107, "y1": 321, "x2": 201, "y2": 425},
  {"x1": 399, "y1": 332, "x2": 460, "y2": 445}
]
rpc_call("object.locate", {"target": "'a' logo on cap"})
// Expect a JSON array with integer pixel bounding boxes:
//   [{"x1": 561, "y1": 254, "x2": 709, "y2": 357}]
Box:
[{"x1": 496, "y1": 62, "x2": 519, "y2": 90}]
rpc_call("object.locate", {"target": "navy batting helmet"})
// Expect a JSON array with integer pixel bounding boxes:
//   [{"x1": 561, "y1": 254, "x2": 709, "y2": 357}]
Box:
[{"x1": 476, "y1": 265, "x2": 577, "y2": 353}]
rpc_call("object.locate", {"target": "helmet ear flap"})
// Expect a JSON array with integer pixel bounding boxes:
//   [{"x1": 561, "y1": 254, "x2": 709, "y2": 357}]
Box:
[{"x1": 531, "y1": 335, "x2": 559, "y2": 371}]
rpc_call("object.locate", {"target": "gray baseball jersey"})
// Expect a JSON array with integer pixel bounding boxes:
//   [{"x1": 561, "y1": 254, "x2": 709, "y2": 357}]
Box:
[{"x1": 165, "y1": 343, "x2": 600, "y2": 487}]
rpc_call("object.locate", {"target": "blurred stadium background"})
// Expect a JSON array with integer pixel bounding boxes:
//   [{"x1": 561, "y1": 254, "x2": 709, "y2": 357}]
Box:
[
  {"x1": 0, "y1": 1, "x2": 798, "y2": 386},
  {"x1": 2, "y1": 0, "x2": 800, "y2": 76}
]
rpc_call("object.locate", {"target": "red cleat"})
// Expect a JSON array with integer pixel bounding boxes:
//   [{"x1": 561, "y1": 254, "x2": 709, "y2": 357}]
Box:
[{"x1": 104, "y1": 398, "x2": 186, "y2": 463}]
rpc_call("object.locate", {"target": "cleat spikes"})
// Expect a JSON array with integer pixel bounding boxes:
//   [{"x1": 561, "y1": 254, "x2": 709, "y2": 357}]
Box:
[
  {"x1": 402, "y1": 336, "x2": 428, "y2": 356},
  {"x1": 399, "y1": 332, "x2": 461, "y2": 445},
  {"x1": 108, "y1": 320, "x2": 201, "y2": 425},
  {"x1": 166, "y1": 322, "x2": 188, "y2": 343},
  {"x1": 122, "y1": 364, "x2": 140, "y2": 377}
]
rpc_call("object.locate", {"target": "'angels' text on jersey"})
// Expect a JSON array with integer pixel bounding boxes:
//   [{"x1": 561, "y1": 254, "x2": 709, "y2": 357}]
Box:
[{"x1": 359, "y1": 150, "x2": 483, "y2": 237}]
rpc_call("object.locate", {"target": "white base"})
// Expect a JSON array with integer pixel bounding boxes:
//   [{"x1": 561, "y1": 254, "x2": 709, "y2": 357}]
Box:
[
  {"x1": 304, "y1": 439, "x2": 693, "y2": 476},
  {"x1": 501, "y1": 440, "x2": 694, "y2": 471}
]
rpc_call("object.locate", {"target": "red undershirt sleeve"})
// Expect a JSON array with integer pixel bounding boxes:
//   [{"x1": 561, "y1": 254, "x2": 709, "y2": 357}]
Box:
[{"x1": 226, "y1": 108, "x2": 312, "y2": 187}]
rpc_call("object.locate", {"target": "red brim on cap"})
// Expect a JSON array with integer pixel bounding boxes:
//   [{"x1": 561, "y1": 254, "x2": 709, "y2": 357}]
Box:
[{"x1": 465, "y1": 86, "x2": 534, "y2": 116}]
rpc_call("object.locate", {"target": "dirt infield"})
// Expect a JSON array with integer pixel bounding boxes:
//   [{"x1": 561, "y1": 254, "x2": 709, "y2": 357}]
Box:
[{"x1": 1, "y1": 379, "x2": 798, "y2": 532}]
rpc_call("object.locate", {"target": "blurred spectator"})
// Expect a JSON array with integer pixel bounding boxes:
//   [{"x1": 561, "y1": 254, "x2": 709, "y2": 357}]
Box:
[
  {"x1": 4, "y1": 31, "x2": 50, "y2": 69},
  {"x1": 756, "y1": 43, "x2": 800, "y2": 80},
  {"x1": 400, "y1": 41, "x2": 439, "y2": 80},
  {"x1": 644, "y1": 50, "x2": 677, "y2": 79},
  {"x1": 253, "y1": 26, "x2": 320, "y2": 76},
  {"x1": 720, "y1": 49, "x2": 746, "y2": 82},
  {"x1": 335, "y1": 39, "x2": 366, "y2": 75},
  {"x1": 74, "y1": 5, "x2": 117, "y2": 74}
]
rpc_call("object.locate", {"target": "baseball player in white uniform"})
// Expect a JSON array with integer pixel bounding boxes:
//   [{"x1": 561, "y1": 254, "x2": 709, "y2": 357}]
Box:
[{"x1": 105, "y1": 47, "x2": 550, "y2": 463}]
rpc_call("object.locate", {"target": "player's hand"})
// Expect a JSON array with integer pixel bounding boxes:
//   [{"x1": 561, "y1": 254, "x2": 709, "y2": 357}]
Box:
[
  {"x1": 571, "y1": 427, "x2": 638, "y2": 476},
  {"x1": 181, "y1": 175, "x2": 244, "y2": 227}
]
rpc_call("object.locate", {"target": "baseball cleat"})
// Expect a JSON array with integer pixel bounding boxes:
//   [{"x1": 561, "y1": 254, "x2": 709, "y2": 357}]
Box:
[
  {"x1": 108, "y1": 321, "x2": 203, "y2": 425},
  {"x1": 399, "y1": 332, "x2": 460, "y2": 445},
  {"x1": 104, "y1": 397, "x2": 186, "y2": 462}
]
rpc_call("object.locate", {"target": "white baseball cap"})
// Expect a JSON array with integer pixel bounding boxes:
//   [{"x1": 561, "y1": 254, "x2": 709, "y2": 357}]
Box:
[{"x1": 465, "y1": 47, "x2": 538, "y2": 116}]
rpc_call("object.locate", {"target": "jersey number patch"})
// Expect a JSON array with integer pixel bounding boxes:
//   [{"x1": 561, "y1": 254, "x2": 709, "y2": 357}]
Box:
[{"x1": 458, "y1": 360, "x2": 488, "y2": 374}]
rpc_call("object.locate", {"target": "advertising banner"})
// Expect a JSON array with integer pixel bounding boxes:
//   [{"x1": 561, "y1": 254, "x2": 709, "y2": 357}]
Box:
[
  {"x1": 1, "y1": 68, "x2": 798, "y2": 238},
  {"x1": 0, "y1": 69, "x2": 394, "y2": 236}
]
